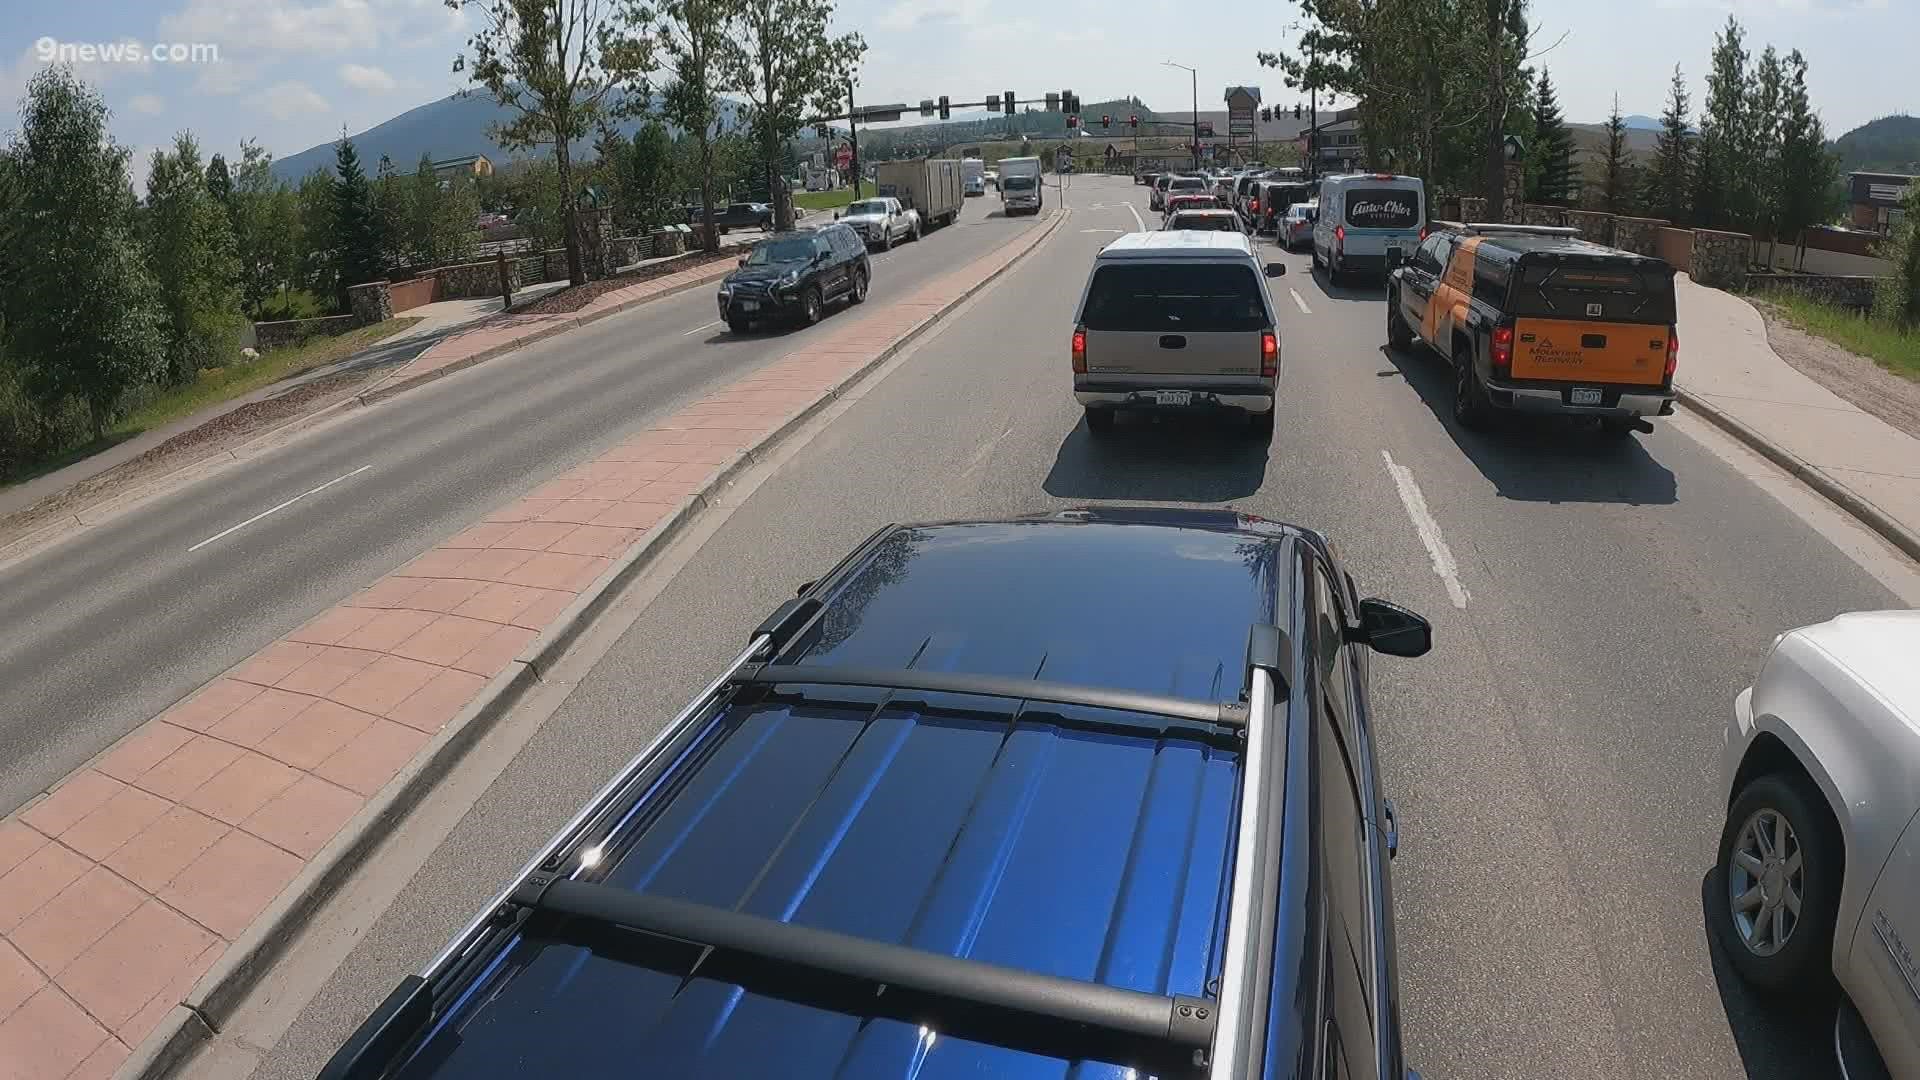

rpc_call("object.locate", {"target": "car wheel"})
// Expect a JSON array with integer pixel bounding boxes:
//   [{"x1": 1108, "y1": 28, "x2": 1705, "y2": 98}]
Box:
[
  {"x1": 910, "y1": 221, "x2": 922, "y2": 241},
  {"x1": 1386, "y1": 293, "x2": 1414, "y2": 349},
  {"x1": 1084, "y1": 407, "x2": 1116, "y2": 435},
  {"x1": 848, "y1": 267, "x2": 868, "y2": 304},
  {"x1": 726, "y1": 316, "x2": 751, "y2": 334},
  {"x1": 1451, "y1": 344, "x2": 1493, "y2": 431},
  {"x1": 1712, "y1": 772, "x2": 1844, "y2": 997},
  {"x1": 802, "y1": 286, "x2": 823, "y2": 326},
  {"x1": 880, "y1": 227, "x2": 893, "y2": 251}
]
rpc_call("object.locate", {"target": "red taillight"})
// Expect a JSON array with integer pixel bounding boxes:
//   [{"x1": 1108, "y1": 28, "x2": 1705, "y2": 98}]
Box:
[
  {"x1": 1334, "y1": 224, "x2": 1345, "y2": 251},
  {"x1": 1419, "y1": 224, "x2": 1429, "y2": 242},
  {"x1": 1665, "y1": 325, "x2": 1679, "y2": 378},
  {"x1": 1491, "y1": 324, "x2": 1514, "y2": 371},
  {"x1": 1251, "y1": 198, "x2": 1259, "y2": 213},
  {"x1": 1260, "y1": 331, "x2": 1278, "y2": 378},
  {"x1": 1072, "y1": 328, "x2": 1087, "y2": 373}
]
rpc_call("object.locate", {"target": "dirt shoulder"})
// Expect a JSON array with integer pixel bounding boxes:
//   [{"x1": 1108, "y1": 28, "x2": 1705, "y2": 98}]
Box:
[{"x1": 1753, "y1": 299, "x2": 1920, "y2": 442}]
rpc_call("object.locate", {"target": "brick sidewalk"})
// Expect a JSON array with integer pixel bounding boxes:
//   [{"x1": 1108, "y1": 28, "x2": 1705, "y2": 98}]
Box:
[{"x1": 0, "y1": 209, "x2": 1059, "y2": 1080}]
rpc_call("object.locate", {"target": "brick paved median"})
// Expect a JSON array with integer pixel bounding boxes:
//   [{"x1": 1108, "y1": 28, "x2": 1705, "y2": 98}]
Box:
[{"x1": 0, "y1": 209, "x2": 1061, "y2": 1079}]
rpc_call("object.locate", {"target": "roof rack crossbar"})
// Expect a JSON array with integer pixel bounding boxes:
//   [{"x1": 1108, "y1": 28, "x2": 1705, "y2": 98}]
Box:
[
  {"x1": 733, "y1": 664, "x2": 1247, "y2": 729},
  {"x1": 518, "y1": 876, "x2": 1217, "y2": 1072}
]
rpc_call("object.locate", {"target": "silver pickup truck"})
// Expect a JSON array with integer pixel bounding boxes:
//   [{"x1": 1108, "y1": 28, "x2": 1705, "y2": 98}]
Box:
[{"x1": 837, "y1": 197, "x2": 920, "y2": 250}]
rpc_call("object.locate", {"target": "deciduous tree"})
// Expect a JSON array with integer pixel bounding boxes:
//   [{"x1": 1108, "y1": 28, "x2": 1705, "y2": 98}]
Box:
[
  {"x1": 652, "y1": 0, "x2": 734, "y2": 252},
  {"x1": 448, "y1": 0, "x2": 654, "y2": 283},
  {"x1": 1775, "y1": 50, "x2": 1837, "y2": 258},
  {"x1": 1875, "y1": 179, "x2": 1920, "y2": 327},
  {"x1": 5, "y1": 68, "x2": 162, "y2": 437},
  {"x1": 144, "y1": 131, "x2": 242, "y2": 384},
  {"x1": 1697, "y1": 14, "x2": 1749, "y2": 229},
  {"x1": 719, "y1": 0, "x2": 863, "y2": 230}
]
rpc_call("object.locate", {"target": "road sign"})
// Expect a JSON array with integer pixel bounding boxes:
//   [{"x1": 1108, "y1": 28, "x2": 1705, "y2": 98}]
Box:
[
  {"x1": 1104, "y1": 144, "x2": 1118, "y2": 159},
  {"x1": 833, "y1": 143, "x2": 852, "y2": 168},
  {"x1": 1197, "y1": 120, "x2": 1214, "y2": 137}
]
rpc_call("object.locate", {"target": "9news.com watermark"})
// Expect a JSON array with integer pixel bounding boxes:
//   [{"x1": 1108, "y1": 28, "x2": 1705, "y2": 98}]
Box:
[{"x1": 35, "y1": 36, "x2": 220, "y2": 65}]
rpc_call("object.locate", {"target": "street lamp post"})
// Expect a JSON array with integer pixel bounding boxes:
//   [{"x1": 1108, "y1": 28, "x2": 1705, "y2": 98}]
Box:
[{"x1": 1163, "y1": 60, "x2": 1198, "y2": 172}]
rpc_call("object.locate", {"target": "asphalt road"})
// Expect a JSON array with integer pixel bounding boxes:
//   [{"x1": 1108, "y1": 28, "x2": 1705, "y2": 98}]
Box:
[
  {"x1": 242, "y1": 175, "x2": 1914, "y2": 1080},
  {"x1": 0, "y1": 192, "x2": 1042, "y2": 817}
]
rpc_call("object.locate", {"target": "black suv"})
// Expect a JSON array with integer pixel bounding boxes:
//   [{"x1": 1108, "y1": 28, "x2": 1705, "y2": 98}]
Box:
[{"x1": 717, "y1": 223, "x2": 870, "y2": 333}]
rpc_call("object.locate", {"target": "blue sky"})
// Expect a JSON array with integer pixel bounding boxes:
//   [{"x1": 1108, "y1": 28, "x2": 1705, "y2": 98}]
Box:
[{"x1": 2, "y1": 0, "x2": 1909, "y2": 191}]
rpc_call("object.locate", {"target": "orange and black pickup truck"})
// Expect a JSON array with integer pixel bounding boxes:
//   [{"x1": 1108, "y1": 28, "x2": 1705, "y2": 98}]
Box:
[{"x1": 1385, "y1": 224, "x2": 1679, "y2": 437}]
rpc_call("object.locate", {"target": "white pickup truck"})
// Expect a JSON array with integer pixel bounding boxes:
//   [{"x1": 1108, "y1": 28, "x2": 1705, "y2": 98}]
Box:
[{"x1": 837, "y1": 197, "x2": 920, "y2": 250}]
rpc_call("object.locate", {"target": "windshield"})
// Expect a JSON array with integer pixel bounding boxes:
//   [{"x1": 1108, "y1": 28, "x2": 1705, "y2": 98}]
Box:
[
  {"x1": 845, "y1": 201, "x2": 887, "y2": 216},
  {"x1": 745, "y1": 237, "x2": 815, "y2": 265},
  {"x1": 1081, "y1": 263, "x2": 1267, "y2": 332},
  {"x1": 1004, "y1": 176, "x2": 1036, "y2": 190},
  {"x1": 1169, "y1": 178, "x2": 1205, "y2": 191},
  {"x1": 1168, "y1": 214, "x2": 1238, "y2": 231}
]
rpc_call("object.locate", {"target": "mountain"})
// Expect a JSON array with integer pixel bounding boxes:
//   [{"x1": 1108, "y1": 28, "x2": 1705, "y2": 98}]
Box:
[
  {"x1": 1566, "y1": 122, "x2": 1660, "y2": 157},
  {"x1": 269, "y1": 89, "x2": 746, "y2": 182},
  {"x1": 1621, "y1": 114, "x2": 1662, "y2": 132},
  {"x1": 1832, "y1": 114, "x2": 1920, "y2": 174}
]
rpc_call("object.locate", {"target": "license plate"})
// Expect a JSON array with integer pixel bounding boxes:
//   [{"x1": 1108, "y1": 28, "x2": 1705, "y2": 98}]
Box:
[
  {"x1": 1386, "y1": 246, "x2": 1402, "y2": 259},
  {"x1": 1570, "y1": 387, "x2": 1603, "y2": 405},
  {"x1": 738, "y1": 300, "x2": 759, "y2": 312},
  {"x1": 1153, "y1": 390, "x2": 1193, "y2": 406}
]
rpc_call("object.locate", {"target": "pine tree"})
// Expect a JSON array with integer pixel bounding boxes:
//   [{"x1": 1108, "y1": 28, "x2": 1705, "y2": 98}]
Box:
[
  {"x1": 1747, "y1": 45, "x2": 1786, "y2": 238},
  {"x1": 330, "y1": 134, "x2": 383, "y2": 303},
  {"x1": 204, "y1": 153, "x2": 232, "y2": 208},
  {"x1": 5, "y1": 68, "x2": 163, "y2": 437},
  {"x1": 372, "y1": 153, "x2": 408, "y2": 266},
  {"x1": 1646, "y1": 64, "x2": 1693, "y2": 224},
  {"x1": 1698, "y1": 15, "x2": 1749, "y2": 229},
  {"x1": 1601, "y1": 94, "x2": 1631, "y2": 214},
  {"x1": 1527, "y1": 68, "x2": 1574, "y2": 206},
  {"x1": 1776, "y1": 49, "x2": 1837, "y2": 257}
]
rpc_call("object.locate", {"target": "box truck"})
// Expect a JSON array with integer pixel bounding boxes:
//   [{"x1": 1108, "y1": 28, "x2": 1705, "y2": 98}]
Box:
[
  {"x1": 998, "y1": 156, "x2": 1043, "y2": 215},
  {"x1": 874, "y1": 158, "x2": 965, "y2": 229}
]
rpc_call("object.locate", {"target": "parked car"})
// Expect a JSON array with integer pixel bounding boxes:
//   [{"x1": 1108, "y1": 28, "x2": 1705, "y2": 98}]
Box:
[
  {"x1": 1714, "y1": 610, "x2": 1920, "y2": 1080},
  {"x1": 716, "y1": 223, "x2": 869, "y2": 332},
  {"x1": 1385, "y1": 223, "x2": 1678, "y2": 437},
  {"x1": 1312, "y1": 173, "x2": 1425, "y2": 282},
  {"x1": 1072, "y1": 230, "x2": 1286, "y2": 438},
  {"x1": 317, "y1": 506, "x2": 1430, "y2": 1080},
  {"x1": 837, "y1": 197, "x2": 920, "y2": 250},
  {"x1": 1165, "y1": 208, "x2": 1242, "y2": 232},
  {"x1": 683, "y1": 202, "x2": 774, "y2": 233},
  {"x1": 1279, "y1": 202, "x2": 1319, "y2": 251}
]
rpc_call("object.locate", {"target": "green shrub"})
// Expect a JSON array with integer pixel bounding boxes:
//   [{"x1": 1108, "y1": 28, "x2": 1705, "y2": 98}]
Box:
[{"x1": 254, "y1": 288, "x2": 328, "y2": 322}]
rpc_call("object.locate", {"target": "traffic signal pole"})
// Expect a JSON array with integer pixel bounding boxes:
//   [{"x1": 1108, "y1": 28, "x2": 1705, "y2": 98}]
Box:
[{"x1": 847, "y1": 81, "x2": 862, "y2": 199}]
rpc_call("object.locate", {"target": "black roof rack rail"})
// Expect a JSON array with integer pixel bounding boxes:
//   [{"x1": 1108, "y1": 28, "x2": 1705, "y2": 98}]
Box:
[
  {"x1": 734, "y1": 663, "x2": 1250, "y2": 733},
  {"x1": 503, "y1": 875, "x2": 1217, "y2": 1076}
]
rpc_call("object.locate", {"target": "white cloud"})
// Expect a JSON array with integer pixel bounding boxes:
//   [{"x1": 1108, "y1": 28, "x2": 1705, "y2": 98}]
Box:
[
  {"x1": 877, "y1": 0, "x2": 990, "y2": 31},
  {"x1": 339, "y1": 62, "x2": 395, "y2": 91},
  {"x1": 130, "y1": 93, "x2": 166, "y2": 114},
  {"x1": 192, "y1": 58, "x2": 266, "y2": 95},
  {"x1": 260, "y1": 80, "x2": 329, "y2": 119},
  {"x1": 161, "y1": 0, "x2": 380, "y2": 55}
]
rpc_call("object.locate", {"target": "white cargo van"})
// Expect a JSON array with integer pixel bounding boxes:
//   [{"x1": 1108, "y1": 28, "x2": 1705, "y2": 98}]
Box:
[
  {"x1": 999, "y1": 156, "x2": 1043, "y2": 215},
  {"x1": 1312, "y1": 173, "x2": 1426, "y2": 284}
]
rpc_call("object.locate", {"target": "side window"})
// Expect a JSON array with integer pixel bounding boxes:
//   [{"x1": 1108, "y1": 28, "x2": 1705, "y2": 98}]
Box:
[
  {"x1": 1312, "y1": 562, "x2": 1354, "y2": 724},
  {"x1": 836, "y1": 228, "x2": 858, "y2": 258},
  {"x1": 1413, "y1": 233, "x2": 1445, "y2": 274},
  {"x1": 813, "y1": 235, "x2": 834, "y2": 261}
]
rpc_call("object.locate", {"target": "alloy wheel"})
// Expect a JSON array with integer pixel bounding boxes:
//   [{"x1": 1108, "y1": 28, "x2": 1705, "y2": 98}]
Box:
[{"x1": 1727, "y1": 807, "x2": 1805, "y2": 958}]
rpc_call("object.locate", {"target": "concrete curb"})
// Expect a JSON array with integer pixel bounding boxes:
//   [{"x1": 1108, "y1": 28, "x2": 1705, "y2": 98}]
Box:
[
  {"x1": 1676, "y1": 385, "x2": 1920, "y2": 564},
  {"x1": 127, "y1": 205, "x2": 1068, "y2": 1080},
  {"x1": 359, "y1": 261, "x2": 738, "y2": 405}
]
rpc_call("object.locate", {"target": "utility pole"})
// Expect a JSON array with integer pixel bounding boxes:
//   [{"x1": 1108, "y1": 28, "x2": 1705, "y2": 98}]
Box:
[
  {"x1": 1308, "y1": 40, "x2": 1318, "y2": 180},
  {"x1": 847, "y1": 80, "x2": 863, "y2": 199},
  {"x1": 1164, "y1": 60, "x2": 1198, "y2": 171}
]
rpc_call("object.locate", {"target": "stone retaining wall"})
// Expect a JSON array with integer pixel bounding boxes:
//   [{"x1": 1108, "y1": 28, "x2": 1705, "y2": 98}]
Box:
[
  {"x1": 1754, "y1": 273, "x2": 1879, "y2": 310},
  {"x1": 347, "y1": 281, "x2": 392, "y2": 326},
  {"x1": 438, "y1": 259, "x2": 520, "y2": 299},
  {"x1": 1563, "y1": 209, "x2": 1614, "y2": 246},
  {"x1": 1692, "y1": 228, "x2": 1749, "y2": 290},
  {"x1": 543, "y1": 248, "x2": 570, "y2": 283},
  {"x1": 1459, "y1": 196, "x2": 1487, "y2": 222},
  {"x1": 1657, "y1": 228, "x2": 1695, "y2": 272},
  {"x1": 389, "y1": 276, "x2": 438, "y2": 312},
  {"x1": 254, "y1": 314, "x2": 357, "y2": 350},
  {"x1": 1612, "y1": 216, "x2": 1667, "y2": 258},
  {"x1": 606, "y1": 234, "x2": 657, "y2": 269},
  {"x1": 1521, "y1": 203, "x2": 1568, "y2": 228}
]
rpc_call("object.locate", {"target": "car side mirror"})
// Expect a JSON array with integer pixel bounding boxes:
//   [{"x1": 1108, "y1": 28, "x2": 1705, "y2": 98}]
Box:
[
  {"x1": 1386, "y1": 248, "x2": 1405, "y2": 270},
  {"x1": 1263, "y1": 263, "x2": 1287, "y2": 278},
  {"x1": 1347, "y1": 598, "x2": 1431, "y2": 657},
  {"x1": 737, "y1": 256, "x2": 748, "y2": 267}
]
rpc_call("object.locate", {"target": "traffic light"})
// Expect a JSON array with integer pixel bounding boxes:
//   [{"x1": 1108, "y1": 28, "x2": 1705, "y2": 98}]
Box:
[
  {"x1": 1066, "y1": 115, "x2": 1078, "y2": 129},
  {"x1": 1061, "y1": 90, "x2": 1079, "y2": 116},
  {"x1": 1294, "y1": 103, "x2": 1302, "y2": 119},
  {"x1": 985, "y1": 93, "x2": 999, "y2": 113},
  {"x1": 1101, "y1": 114, "x2": 1110, "y2": 129},
  {"x1": 938, "y1": 95, "x2": 950, "y2": 120},
  {"x1": 1129, "y1": 114, "x2": 1139, "y2": 129},
  {"x1": 1260, "y1": 107, "x2": 1271, "y2": 122},
  {"x1": 815, "y1": 123, "x2": 828, "y2": 138},
  {"x1": 1004, "y1": 91, "x2": 1016, "y2": 115}
]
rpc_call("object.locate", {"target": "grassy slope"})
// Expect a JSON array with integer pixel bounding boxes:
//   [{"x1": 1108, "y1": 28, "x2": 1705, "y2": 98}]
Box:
[{"x1": 1763, "y1": 291, "x2": 1920, "y2": 383}]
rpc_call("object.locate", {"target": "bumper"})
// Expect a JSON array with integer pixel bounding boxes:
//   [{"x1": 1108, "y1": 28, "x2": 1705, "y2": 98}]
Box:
[
  {"x1": 1075, "y1": 375, "x2": 1276, "y2": 414},
  {"x1": 1719, "y1": 686, "x2": 1757, "y2": 803},
  {"x1": 1488, "y1": 383, "x2": 1677, "y2": 419},
  {"x1": 1334, "y1": 252, "x2": 1388, "y2": 275},
  {"x1": 718, "y1": 290, "x2": 800, "y2": 320}
]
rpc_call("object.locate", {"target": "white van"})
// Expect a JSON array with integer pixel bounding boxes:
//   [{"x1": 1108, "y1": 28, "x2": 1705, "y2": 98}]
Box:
[{"x1": 1312, "y1": 173, "x2": 1426, "y2": 284}]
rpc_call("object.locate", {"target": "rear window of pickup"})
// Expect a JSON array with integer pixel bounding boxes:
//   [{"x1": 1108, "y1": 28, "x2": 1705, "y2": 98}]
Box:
[{"x1": 1507, "y1": 261, "x2": 1676, "y2": 323}]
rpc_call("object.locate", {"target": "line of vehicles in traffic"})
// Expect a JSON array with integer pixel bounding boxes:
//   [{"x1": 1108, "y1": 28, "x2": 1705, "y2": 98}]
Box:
[{"x1": 321, "y1": 164, "x2": 1916, "y2": 1080}]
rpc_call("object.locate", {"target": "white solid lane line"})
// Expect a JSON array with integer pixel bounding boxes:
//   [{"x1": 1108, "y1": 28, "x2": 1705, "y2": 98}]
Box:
[
  {"x1": 188, "y1": 466, "x2": 373, "y2": 553},
  {"x1": 1381, "y1": 450, "x2": 1470, "y2": 609},
  {"x1": 682, "y1": 320, "x2": 722, "y2": 336},
  {"x1": 1126, "y1": 201, "x2": 1146, "y2": 232},
  {"x1": 1289, "y1": 288, "x2": 1312, "y2": 315}
]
